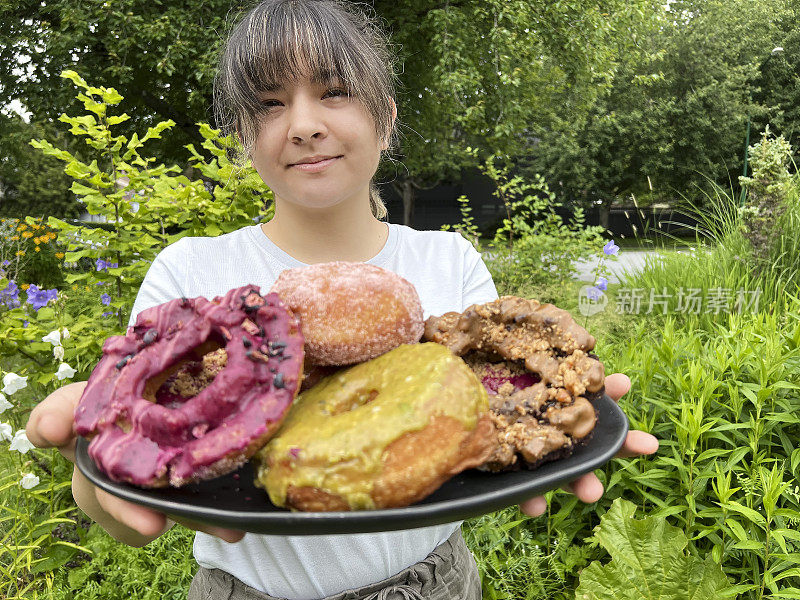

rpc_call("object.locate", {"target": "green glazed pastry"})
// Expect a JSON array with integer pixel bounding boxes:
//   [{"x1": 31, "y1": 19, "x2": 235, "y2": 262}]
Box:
[{"x1": 254, "y1": 343, "x2": 495, "y2": 511}]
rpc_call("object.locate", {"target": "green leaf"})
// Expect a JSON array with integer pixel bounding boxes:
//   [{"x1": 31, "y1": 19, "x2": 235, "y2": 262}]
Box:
[
  {"x1": 36, "y1": 372, "x2": 55, "y2": 385},
  {"x1": 575, "y1": 499, "x2": 735, "y2": 600},
  {"x1": 724, "y1": 501, "x2": 766, "y2": 527}
]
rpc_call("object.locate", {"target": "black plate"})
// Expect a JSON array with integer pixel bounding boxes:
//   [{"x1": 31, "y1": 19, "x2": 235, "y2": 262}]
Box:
[{"x1": 75, "y1": 394, "x2": 628, "y2": 535}]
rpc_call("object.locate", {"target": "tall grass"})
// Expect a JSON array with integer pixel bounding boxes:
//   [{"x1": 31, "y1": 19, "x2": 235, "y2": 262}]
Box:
[{"x1": 624, "y1": 177, "x2": 800, "y2": 317}]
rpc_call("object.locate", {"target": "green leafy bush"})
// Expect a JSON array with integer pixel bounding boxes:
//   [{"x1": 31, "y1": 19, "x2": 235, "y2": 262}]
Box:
[
  {"x1": 50, "y1": 525, "x2": 195, "y2": 600},
  {"x1": 0, "y1": 70, "x2": 272, "y2": 599},
  {"x1": 444, "y1": 152, "x2": 606, "y2": 295},
  {"x1": 575, "y1": 498, "x2": 735, "y2": 599},
  {"x1": 739, "y1": 129, "x2": 798, "y2": 270}
]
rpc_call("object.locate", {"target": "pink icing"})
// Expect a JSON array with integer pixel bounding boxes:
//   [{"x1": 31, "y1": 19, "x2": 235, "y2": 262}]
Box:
[
  {"x1": 480, "y1": 371, "x2": 540, "y2": 395},
  {"x1": 74, "y1": 286, "x2": 304, "y2": 487}
]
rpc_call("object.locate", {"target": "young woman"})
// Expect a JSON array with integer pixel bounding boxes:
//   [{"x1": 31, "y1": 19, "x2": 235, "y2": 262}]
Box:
[{"x1": 26, "y1": 1, "x2": 658, "y2": 598}]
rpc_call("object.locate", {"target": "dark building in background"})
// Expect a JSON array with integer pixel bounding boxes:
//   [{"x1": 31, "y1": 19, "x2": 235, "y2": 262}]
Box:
[{"x1": 378, "y1": 168, "x2": 700, "y2": 239}]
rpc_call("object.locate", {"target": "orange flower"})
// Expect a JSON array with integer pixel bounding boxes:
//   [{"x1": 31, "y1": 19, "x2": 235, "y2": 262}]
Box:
[
  {"x1": 21, "y1": 284, "x2": 29, "y2": 290},
  {"x1": 34, "y1": 246, "x2": 41, "y2": 252},
  {"x1": 72, "y1": 285, "x2": 78, "y2": 291},
  {"x1": 15, "y1": 250, "x2": 25, "y2": 257},
  {"x1": 21, "y1": 231, "x2": 33, "y2": 239},
  {"x1": 10, "y1": 235, "x2": 19, "y2": 241},
  {"x1": 56, "y1": 252, "x2": 65, "y2": 259}
]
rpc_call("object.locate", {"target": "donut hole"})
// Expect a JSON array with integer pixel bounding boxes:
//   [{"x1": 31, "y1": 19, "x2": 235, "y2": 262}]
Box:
[
  {"x1": 325, "y1": 388, "x2": 380, "y2": 416},
  {"x1": 143, "y1": 336, "x2": 229, "y2": 408},
  {"x1": 464, "y1": 353, "x2": 541, "y2": 396}
]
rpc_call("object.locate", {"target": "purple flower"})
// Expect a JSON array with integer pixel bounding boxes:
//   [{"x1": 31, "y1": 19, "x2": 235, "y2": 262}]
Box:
[
  {"x1": 100, "y1": 293, "x2": 111, "y2": 306},
  {"x1": 25, "y1": 284, "x2": 58, "y2": 311},
  {"x1": 603, "y1": 241, "x2": 620, "y2": 256},
  {"x1": 96, "y1": 281, "x2": 105, "y2": 286},
  {"x1": 1, "y1": 260, "x2": 9, "y2": 267},
  {"x1": 101, "y1": 311, "x2": 114, "y2": 318},
  {"x1": 586, "y1": 287, "x2": 603, "y2": 301},
  {"x1": 596, "y1": 277, "x2": 608, "y2": 291},
  {"x1": 0, "y1": 280, "x2": 20, "y2": 309},
  {"x1": 22, "y1": 320, "x2": 29, "y2": 328},
  {"x1": 95, "y1": 258, "x2": 119, "y2": 272}
]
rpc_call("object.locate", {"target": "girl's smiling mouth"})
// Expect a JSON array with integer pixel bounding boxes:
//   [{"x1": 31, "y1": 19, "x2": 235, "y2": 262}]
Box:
[{"x1": 289, "y1": 155, "x2": 343, "y2": 172}]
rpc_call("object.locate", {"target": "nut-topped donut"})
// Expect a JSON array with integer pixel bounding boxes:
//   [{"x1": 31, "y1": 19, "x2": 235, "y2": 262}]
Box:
[
  {"x1": 254, "y1": 343, "x2": 495, "y2": 511},
  {"x1": 423, "y1": 296, "x2": 604, "y2": 472},
  {"x1": 270, "y1": 261, "x2": 424, "y2": 366},
  {"x1": 74, "y1": 286, "x2": 304, "y2": 487}
]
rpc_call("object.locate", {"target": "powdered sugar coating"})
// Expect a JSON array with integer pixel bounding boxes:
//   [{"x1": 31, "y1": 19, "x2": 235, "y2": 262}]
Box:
[{"x1": 270, "y1": 261, "x2": 424, "y2": 365}]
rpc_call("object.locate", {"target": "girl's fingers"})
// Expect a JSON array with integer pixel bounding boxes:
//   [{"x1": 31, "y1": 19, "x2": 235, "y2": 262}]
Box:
[
  {"x1": 565, "y1": 472, "x2": 604, "y2": 503},
  {"x1": 617, "y1": 429, "x2": 659, "y2": 458},
  {"x1": 94, "y1": 486, "x2": 168, "y2": 538},
  {"x1": 518, "y1": 495, "x2": 547, "y2": 518},
  {"x1": 26, "y1": 381, "x2": 88, "y2": 462},
  {"x1": 604, "y1": 373, "x2": 631, "y2": 401},
  {"x1": 169, "y1": 516, "x2": 246, "y2": 544}
]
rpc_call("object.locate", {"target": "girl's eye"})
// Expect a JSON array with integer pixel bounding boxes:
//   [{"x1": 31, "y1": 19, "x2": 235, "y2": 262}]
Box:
[
  {"x1": 325, "y1": 88, "x2": 349, "y2": 98},
  {"x1": 260, "y1": 89, "x2": 349, "y2": 110}
]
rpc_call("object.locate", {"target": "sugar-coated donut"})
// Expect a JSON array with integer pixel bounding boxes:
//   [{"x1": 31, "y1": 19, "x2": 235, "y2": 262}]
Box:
[
  {"x1": 423, "y1": 296, "x2": 604, "y2": 472},
  {"x1": 74, "y1": 286, "x2": 304, "y2": 487},
  {"x1": 254, "y1": 343, "x2": 495, "y2": 511},
  {"x1": 270, "y1": 261, "x2": 423, "y2": 366}
]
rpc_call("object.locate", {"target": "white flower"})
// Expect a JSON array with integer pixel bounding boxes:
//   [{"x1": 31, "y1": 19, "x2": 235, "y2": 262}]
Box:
[
  {"x1": 42, "y1": 330, "x2": 62, "y2": 346},
  {"x1": 62, "y1": 328, "x2": 70, "y2": 339},
  {"x1": 0, "y1": 393, "x2": 11, "y2": 414},
  {"x1": 0, "y1": 422, "x2": 12, "y2": 441},
  {"x1": 53, "y1": 345, "x2": 65, "y2": 361},
  {"x1": 20, "y1": 473, "x2": 39, "y2": 489},
  {"x1": 55, "y1": 363, "x2": 77, "y2": 381},
  {"x1": 9, "y1": 430, "x2": 34, "y2": 454},
  {"x1": 2, "y1": 373, "x2": 28, "y2": 395}
]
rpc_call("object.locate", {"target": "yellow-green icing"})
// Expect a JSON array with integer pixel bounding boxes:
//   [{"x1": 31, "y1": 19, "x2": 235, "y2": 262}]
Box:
[{"x1": 254, "y1": 343, "x2": 488, "y2": 510}]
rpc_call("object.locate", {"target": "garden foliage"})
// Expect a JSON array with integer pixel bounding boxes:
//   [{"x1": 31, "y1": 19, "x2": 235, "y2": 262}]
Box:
[
  {"x1": 2, "y1": 71, "x2": 800, "y2": 600},
  {"x1": 739, "y1": 130, "x2": 797, "y2": 269},
  {"x1": 443, "y1": 150, "x2": 606, "y2": 296},
  {"x1": 575, "y1": 498, "x2": 733, "y2": 599},
  {"x1": 0, "y1": 72, "x2": 268, "y2": 599}
]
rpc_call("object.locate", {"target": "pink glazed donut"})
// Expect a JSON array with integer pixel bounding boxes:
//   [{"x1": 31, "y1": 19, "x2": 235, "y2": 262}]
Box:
[{"x1": 74, "y1": 286, "x2": 304, "y2": 487}]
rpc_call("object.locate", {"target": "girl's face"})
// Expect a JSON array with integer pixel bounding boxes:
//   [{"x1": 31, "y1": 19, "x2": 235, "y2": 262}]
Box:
[{"x1": 250, "y1": 73, "x2": 388, "y2": 212}]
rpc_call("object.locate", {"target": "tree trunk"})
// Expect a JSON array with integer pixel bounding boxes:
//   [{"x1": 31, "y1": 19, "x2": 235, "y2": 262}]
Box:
[
  {"x1": 599, "y1": 200, "x2": 611, "y2": 232},
  {"x1": 402, "y1": 179, "x2": 414, "y2": 226}
]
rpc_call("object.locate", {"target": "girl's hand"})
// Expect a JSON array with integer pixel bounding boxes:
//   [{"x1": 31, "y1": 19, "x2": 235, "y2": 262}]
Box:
[
  {"x1": 517, "y1": 373, "x2": 658, "y2": 517},
  {"x1": 26, "y1": 381, "x2": 245, "y2": 545}
]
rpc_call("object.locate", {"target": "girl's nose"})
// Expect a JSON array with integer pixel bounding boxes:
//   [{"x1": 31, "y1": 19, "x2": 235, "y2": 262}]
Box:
[{"x1": 286, "y1": 97, "x2": 328, "y2": 143}]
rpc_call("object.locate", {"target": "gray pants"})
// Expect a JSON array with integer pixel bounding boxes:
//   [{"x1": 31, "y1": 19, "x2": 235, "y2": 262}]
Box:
[{"x1": 187, "y1": 528, "x2": 482, "y2": 600}]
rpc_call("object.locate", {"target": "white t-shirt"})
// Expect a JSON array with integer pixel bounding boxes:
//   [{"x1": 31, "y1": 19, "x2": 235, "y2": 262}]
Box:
[{"x1": 128, "y1": 222, "x2": 498, "y2": 599}]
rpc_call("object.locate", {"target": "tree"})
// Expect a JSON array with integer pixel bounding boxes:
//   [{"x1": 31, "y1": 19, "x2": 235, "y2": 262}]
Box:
[
  {"x1": 1, "y1": 0, "x2": 658, "y2": 224},
  {"x1": 528, "y1": 0, "x2": 793, "y2": 226},
  {"x1": 378, "y1": 0, "x2": 657, "y2": 224},
  {"x1": 751, "y1": 6, "x2": 800, "y2": 156},
  {"x1": 0, "y1": 113, "x2": 80, "y2": 219},
  {"x1": 0, "y1": 0, "x2": 235, "y2": 162}
]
